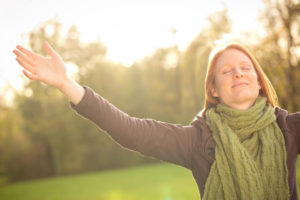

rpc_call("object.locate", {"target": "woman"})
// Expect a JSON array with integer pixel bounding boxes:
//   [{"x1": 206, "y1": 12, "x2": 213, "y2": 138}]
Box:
[{"x1": 13, "y1": 41, "x2": 300, "y2": 200}]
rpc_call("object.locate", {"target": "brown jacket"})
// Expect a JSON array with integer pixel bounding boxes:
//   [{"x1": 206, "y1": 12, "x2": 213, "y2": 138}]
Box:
[{"x1": 70, "y1": 86, "x2": 300, "y2": 200}]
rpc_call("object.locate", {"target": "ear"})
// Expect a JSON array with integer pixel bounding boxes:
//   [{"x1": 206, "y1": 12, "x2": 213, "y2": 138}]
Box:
[{"x1": 211, "y1": 87, "x2": 219, "y2": 98}]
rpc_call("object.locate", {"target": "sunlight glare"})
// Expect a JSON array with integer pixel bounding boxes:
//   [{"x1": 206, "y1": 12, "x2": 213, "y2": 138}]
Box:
[{"x1": 0, "y1": 0, "x2": 264, "y2": 104}]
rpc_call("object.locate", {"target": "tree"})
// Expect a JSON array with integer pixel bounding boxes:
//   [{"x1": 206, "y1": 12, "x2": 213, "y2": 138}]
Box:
[
  {"x1": 14, "y1": 19, "x2": 109, "y2": 178},
  {"x1": 7, "y1": 8, "x2": 233, "y2": 180},
  {"x1": 258, "y1": 0, "x2": 300, "y2": 112}
]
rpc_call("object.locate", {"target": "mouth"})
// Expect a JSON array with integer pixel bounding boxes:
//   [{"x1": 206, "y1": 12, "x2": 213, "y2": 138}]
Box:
[{"x1": 232, "y1": 83, "x2": 248, "y2": 88}]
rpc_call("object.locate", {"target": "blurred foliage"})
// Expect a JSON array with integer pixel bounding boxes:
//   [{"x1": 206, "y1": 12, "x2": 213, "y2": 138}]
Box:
[
  {"x1": 4, "y1": 7, "x2": 284, "y2": 182},
  {"x1": 1, "y1": 0, "x2": 300, "y2": 183},
  {"x1": 255, "y1": 0, "x2": 300, "y2": 112}
]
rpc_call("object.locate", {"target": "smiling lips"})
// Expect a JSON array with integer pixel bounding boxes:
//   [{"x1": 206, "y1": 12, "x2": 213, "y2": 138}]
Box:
[{"x1": 232, "y1": 82, "x2": 248, "y2": 88}]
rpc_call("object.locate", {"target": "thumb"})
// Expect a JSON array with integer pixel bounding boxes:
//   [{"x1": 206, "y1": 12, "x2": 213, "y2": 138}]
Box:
[{"x1": 43, "y1": 41, "x2": 59, "y2": 58}]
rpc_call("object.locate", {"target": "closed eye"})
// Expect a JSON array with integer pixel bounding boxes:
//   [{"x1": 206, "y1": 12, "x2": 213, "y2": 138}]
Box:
[
  {"x1": 222, "y1": 70, "x2": 232, "y2": 74},
  {"x1": 241, "y1": 66, "x2": 251, "y2": 70},
  {"x1": 240, "y1": 62, "x2": 252, "y2": 70}
]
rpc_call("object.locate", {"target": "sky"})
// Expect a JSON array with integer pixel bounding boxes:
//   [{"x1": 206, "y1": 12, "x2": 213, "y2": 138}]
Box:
[{"x1": 0, "y1": 0, "x2": 265, "y2": 103}]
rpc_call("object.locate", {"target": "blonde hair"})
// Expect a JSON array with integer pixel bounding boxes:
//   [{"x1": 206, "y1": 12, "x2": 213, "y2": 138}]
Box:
[{"x1": 202, "y1": 42, "x2": 278, "y2": 116}]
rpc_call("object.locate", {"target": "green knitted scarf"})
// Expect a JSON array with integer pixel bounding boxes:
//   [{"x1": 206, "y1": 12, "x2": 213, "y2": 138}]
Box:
[{"x1": 203, "y1": 96, "x2": 289, "y2": 200}]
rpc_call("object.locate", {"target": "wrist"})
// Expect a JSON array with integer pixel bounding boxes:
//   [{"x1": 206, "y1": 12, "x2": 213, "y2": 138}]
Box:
[
  {"x1": 58, "y1": 76, "x2": 85, "y2": 105},
  {"x1": 58, "y1": 75, "x2": 72, "y2": 91}
]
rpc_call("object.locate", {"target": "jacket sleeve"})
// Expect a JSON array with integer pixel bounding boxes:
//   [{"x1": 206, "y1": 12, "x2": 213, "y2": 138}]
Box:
[
  {"x1": 69, "y1": 86, "x2": 197, "y2": 169},
  {"x1": 289, "y1": 112, "x2": 300, "y2": 154}
]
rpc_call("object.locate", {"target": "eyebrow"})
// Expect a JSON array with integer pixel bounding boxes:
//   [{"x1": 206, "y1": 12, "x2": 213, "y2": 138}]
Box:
[
  {"x1": 220, "y1": 61, "x2": 251, "y2": 70},
  {"x1": 240, "y1": 61, "x2": 251, "y2": 65},
  {"x1": 219, "y1": 64, "x2": 232, "y2": 71}
]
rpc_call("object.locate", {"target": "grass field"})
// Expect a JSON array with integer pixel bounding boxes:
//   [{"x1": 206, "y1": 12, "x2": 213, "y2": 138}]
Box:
[
  {"x1": 2, "y1": 160, "x2": 300, "y2": 200},
  {"x1": 0, "y1": 163, "x2": 199, "y2": 200}
]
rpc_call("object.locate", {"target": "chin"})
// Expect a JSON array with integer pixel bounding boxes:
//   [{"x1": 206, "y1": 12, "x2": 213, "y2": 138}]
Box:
[{"x1": 233, "y1": 93, "x2": 259, "y2": 103}]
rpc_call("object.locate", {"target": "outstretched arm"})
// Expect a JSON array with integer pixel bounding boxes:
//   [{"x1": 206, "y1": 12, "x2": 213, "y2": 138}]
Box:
[
  {"x1": 13, "y1": 42, "x2": 196, "y2": 169},
  {"x1": 13, "y1": 42, "x2": 84, "y2": 105},
  {"x1": 71, "y1": 86, "x2": 196, "y2": 169}
]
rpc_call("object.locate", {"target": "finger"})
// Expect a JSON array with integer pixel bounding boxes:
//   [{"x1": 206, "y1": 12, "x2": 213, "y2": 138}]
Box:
[
  {"x1": 16, "y1": 57, "x2": 37, "y2": 74},
  {"x1": 13, "y1": 49, "x2": 35, "y2": 66},
  {"x1": 43, "y1": 41, "x2": 58, "y2": 58},
  {"x1": 16, "y1": 45, "x2": 38, "y2": 60},
  {"x1": 22, "y1": 70, "x2": 38, "y2": 81}
]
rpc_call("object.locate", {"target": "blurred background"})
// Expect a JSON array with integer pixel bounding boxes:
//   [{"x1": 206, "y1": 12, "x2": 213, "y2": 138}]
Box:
[{"x1": 1, "y1": 0, "x2": 300, "y2": 199}]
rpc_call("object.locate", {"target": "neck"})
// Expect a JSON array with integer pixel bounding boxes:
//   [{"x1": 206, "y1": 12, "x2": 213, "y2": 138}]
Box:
[{"x1": 221, "y1": 99, "x2": 256, "y2": 110}]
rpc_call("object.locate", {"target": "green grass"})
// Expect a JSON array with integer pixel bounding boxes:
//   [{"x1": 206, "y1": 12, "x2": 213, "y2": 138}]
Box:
[
  {"x1": 297, "y1": 158, "x2": 300, "y2": 198},
  {"x1": 2, "y1": 158, "x2": 300, "y2": 200},
  {"x1": 0, "y1": 163, "x2": 199, "y2": 200}
]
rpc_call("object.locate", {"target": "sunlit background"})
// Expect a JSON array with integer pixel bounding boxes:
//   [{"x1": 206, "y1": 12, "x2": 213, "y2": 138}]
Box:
[
  {"x1": 1, "y1": 0, "x2": 264, "y2": 103},
  {"x1": 2, "y1": 0, "x2": 300, "y2": 199}
]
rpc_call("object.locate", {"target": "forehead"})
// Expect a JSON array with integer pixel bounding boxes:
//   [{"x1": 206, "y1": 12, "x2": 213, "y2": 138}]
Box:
[{"x1": 215, "y1": 48, "x2": 252, "y2": 70}]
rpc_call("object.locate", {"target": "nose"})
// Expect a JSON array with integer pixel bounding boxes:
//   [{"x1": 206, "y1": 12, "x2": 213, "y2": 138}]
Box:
[{"x1": 233, "y1": 68, "x2": 243, "y2": 79}]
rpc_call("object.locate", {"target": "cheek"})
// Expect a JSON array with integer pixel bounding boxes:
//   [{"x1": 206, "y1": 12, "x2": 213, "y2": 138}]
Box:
[
  {"x1": 249, "y1": 74, "x2": 260, "y2": 87},
  {"x1": 246, "y1": 74, "x2": 261, "y2": 93},
  {"x1": 216, "y1": 76, "x2": 231, "y2": 88},
  {"x1": 215, "y1": 77, "x2": 231, "y2": 95}
]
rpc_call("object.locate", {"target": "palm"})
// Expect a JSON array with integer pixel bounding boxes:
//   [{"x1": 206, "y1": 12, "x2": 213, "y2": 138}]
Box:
[
  {"x1": 13, "y1": 42, "x2": 68, "y2": 89},
  {"x1": 33, "y1": 54, "x2": 66, "y2": 87}
]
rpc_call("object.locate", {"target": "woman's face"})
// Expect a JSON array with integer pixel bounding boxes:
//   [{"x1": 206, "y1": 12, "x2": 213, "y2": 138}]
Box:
[{"x1": 211, "y1": 48, "x2": 261, "y2": 110}]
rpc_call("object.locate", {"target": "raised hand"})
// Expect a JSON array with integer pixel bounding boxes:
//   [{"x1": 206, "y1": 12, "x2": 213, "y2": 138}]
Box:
[{"x1": 13, "y1": 42, "x2": 68, "y2": 89}]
